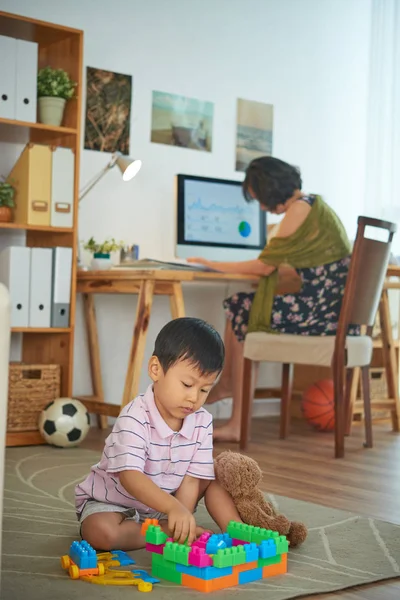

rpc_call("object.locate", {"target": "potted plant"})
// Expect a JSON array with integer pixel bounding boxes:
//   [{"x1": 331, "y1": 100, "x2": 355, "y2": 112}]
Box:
[
  {"x1": 83, "y1": 237, "x2": 124, "y2": 270},
  {"x1": 37, "y1": 66, "x2": 76, "y2": 127},
  {"x1": 0, "y1": 179, "x2": 15, "y2": 223}
]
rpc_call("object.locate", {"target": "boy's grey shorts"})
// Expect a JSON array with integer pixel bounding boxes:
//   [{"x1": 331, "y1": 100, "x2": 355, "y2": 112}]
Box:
[{"x1": 79, "y1": 500, "x2": 168, "y2": 531}]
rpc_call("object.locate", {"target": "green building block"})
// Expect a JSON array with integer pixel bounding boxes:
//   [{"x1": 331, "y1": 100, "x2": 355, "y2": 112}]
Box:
[
  {"x1": 145, "y1": 524, "x2": 168, "y2": 545},
  {"x1": 163, "y1": 541, "x2": 190, "y2": 566},
  {"x1": 252, "y1": 527, "x2": 278, "y2": 545},
  {"x1": 226, "y1": 521, "x2": 253, "y2": 542},
  {"x1": 151, "y1": 553, "x2": 182, "y2": 584},
  {"x1": 275, "y1": 535, "x2": 289, "y2": 555},
  {"x1": 258, "y1": 554, "x2": 282, "y2": 568},
  {"x1": 213, "y1": 545, "x2": 246, "y2": 568}
]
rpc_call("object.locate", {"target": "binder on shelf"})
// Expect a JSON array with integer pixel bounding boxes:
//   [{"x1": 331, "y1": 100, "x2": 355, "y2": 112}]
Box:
[
  {"x1": 15, "y1": 39, "x2": 38, "y2": 123},
  {"x1": 51, "y1": 247, "x2": 72, "y2": 327},
  {"x1": 0, "y1": 246, "x2": 30, "y2": 327},
  {"x1": 7, "y1": 144, "x2": 51, "y2": 226},
  {"x1": 0, "y1": 35, "x2": 17, "y2": 120},
  {"x1": 29, "y1": 247, "x2": 52, "y2": 327},
  {"x1": 51, "y1": 147, "x2": 75, "y2": 228}
]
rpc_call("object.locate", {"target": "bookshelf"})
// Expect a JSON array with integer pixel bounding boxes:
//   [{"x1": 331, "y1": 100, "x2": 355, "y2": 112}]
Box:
[{"x1": 0, "y1": 10, "x2": 83, "y2": 447}]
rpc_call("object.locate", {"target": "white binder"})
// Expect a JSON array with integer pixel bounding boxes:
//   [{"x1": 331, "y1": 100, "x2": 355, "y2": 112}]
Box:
[
  {"x1": 29, "y1": 248, "x2": 52, "y2": 327},
  {"x1": 51, "y1": 247, "x2": 72, "y2": 327},
  {"x1": 51, "y1": 148, "x2": 75, "y2": 228},
  {"x1": 15, "y1": 39, "x2": 38, "y2": 123},
  {"x1": 0, "y1": 35, "x2": 17, "y2": 120},
  {"x1": 0, "y1": 246, "x2": 30, "y2": 327}
]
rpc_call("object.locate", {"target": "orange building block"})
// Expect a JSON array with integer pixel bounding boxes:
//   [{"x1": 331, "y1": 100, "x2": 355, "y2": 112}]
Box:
[
  {"x1": 182, "y1": 572, "x2": 238, "y2": 592},
  {"x1": 140, "y1": 518, "x2": 159, "y2": 536},
  {"x1": 262, "y1": 553, "x2": 287, "y2": 578},
  {"x1": 234, "y1": 561, "x2": 259, "y2": 573}
]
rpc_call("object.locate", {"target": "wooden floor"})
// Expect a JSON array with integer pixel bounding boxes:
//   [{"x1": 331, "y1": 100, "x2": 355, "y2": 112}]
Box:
[{"x1": 83, "y1": 416, "x2": 400, "y2": 599}]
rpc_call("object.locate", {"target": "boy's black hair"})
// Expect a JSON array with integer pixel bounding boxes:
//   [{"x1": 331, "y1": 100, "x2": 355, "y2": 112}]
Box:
[
  {"x1": 243, "y1": 156, "x2": 302, "y2": 211},
  {"x1": 153, "y1": 317, "x2": 224, "y2": 374}
]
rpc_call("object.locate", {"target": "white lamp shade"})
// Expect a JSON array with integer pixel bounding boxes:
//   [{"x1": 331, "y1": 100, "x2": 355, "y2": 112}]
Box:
[{"x1": 116, "y1": 156, "x2": 142, "y2": 181}]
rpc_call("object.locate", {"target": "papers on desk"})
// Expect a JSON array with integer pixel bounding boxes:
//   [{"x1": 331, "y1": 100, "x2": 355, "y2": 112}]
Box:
[{"x1": 112, "y1": 258, "x2": 218, "y2": 272}]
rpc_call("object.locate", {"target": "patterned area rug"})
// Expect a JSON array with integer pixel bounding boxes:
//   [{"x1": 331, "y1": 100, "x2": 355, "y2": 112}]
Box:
[{"x1": 1, "y1": 447, "x2": 400, "y2": 600}]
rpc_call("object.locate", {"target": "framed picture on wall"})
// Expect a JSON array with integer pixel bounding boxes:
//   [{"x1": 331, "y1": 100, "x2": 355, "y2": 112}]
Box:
[
  {"x1": 84, "y1": 67, "x2": 132, "y2": 155},
  {"x1": 235, "y1": 98, "x2": 273, "y2": 172}
]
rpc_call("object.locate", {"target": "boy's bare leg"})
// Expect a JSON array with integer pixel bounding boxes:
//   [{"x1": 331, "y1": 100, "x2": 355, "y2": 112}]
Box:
[
  {"x1": 80, "y1": 512, "x2": 170, "y2": 551},
  {"x1": 204, "y1": 480, "x2": 242, "y2": 532}
]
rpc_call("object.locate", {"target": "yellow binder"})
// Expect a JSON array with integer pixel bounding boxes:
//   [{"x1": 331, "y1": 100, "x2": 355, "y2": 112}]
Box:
[{"x1": 7, "y1": 143, "x2": 51, "y2": 226}]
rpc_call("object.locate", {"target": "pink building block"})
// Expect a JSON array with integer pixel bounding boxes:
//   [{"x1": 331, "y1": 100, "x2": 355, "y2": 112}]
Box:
[
  {"x1": 146, "y1": 542, "x2": 165, "y2": 554},
  {"x1": 232, "y1": 538, "x2": 244, "y2": 546},
  {"x1": 189, "y1": 546, "x2": 213, "y2": 567}
]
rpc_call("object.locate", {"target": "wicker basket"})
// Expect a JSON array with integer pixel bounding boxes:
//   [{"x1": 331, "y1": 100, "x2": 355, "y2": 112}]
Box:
[
  {"x1": 369, "y1": 368, "x2": 387, "y2": 400},
  {"x1": 7, "y1": 363, "x2": 61, "y2": 432}
]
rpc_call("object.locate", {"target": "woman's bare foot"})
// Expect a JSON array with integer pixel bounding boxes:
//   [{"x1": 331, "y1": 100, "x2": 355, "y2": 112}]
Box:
[
  {"x1": 213, "y1": 422, "x2": 241, "y2": 443},
  {"x1": 206, "y1": 382, "x2": 231, "y2": 405}
]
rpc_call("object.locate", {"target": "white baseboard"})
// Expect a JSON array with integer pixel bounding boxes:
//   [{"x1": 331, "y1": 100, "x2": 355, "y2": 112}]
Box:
[{"x1": 207, "y1": 397, "x2": 280, "y2": 420}]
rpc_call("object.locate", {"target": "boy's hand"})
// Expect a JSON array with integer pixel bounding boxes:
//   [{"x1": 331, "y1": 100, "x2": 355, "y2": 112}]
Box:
[
  {"x1": 196, "y1": 525, "x2": 214, "y2": 538},
  {"x1": 167, "y1": 505, "x2": 197, "y2": 545}
]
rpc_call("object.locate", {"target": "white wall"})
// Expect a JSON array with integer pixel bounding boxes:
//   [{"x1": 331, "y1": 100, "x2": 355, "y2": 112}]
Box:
[{"x1": 0, "y1": 0, "x2": 372, "y2": 413}]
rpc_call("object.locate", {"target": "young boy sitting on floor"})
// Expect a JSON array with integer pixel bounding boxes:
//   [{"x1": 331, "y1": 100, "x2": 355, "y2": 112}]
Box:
[{"x1": 75, "y1": 317, "x2": 242, "y2": 551}]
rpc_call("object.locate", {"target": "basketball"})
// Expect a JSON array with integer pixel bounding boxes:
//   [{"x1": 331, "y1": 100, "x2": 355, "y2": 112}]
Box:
[{"x1": 301, "y1": 379, "x2": 335, "y2": 432}]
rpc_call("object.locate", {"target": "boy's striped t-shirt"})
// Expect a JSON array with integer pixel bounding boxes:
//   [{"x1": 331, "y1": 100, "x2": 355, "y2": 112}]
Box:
[{"x1": 75, "y1": 384, "x2": 215, "y2": 516}]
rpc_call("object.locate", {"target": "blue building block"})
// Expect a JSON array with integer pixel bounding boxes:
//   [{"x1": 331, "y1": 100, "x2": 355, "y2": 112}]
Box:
[
  {"x1": 238, "y1": 567, "x2": 263, "y2": 584},
  {"x1": 69, "y1": 541, "x2": 97, "y2": 569},
  {"x1": 176, "y1": 563, "x2": 233, "y2": 580},
  {"x1": 221, "y1": 533, "x2": 232, "y2": 548},
  {"x1": 259, "y1": 539, "x2": 277, "y2": 559},
  {"x1": 244, "y1": 543, "x2": 259, "y2": 562},
  {"x1": 132, "y1": 569, "x2": 159, "y2": 583},
  {"x1": 111, "y1": 550, "x2": 136, "y2": 566},
  {"x1": 206, "y1": 534, "x2": 227, "y2": 555}
]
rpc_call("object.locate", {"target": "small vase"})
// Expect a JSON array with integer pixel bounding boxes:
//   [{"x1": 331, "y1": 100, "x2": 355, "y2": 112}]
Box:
[
  {"x1": 0, "y1": 206, "x2": 12, "y2": 223},
  {"x1": 38, "y1": 97, "x2": 66, "y2": 126},
  {"x1": 91, "y1": 253, "x2": 112, "y2": 271}
]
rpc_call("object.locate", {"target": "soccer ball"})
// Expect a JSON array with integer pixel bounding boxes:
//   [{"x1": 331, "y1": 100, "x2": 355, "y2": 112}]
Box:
[{"x1": 38, "y1": 397, "x2": 90, "y2": 448}]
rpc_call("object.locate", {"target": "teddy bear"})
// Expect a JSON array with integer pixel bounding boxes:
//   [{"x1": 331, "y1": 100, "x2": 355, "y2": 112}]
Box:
[{"x1": 214, "y1": 451, "x2": 307, "y2": 548}]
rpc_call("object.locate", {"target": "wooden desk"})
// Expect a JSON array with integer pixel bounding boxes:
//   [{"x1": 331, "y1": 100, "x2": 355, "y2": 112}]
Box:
[
  {"x1": 77, "y1": 266, "x2": 400, "y2": 428},
  {"x1": 76, "y1": 269, "x2": 257, "y2": 427}
]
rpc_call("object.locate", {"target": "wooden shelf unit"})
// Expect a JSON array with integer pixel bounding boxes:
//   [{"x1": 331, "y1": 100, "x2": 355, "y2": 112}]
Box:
[{"x1": 1, "y1": 10, "x2": 83, "y2": 447}]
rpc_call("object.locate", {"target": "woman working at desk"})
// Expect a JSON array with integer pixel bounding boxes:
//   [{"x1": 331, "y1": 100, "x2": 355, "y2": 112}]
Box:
[{"x1": 188, "y1": 156, "x2": 355, "y2": 443}]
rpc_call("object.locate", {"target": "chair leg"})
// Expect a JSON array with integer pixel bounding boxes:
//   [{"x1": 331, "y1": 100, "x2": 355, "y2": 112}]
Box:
[
  {"x1": 344, "y1": 367, "x2": 360, "y2": 436},
  {"x1": 333, "y1": 360, "x2": 345, "y2": 458},
  {"x1": 239, "y1": 358, "x2": 255, "y2": 451},
  {"x1": 280, "y1": 363, "x2": 293, "y2": 439},
  {"x1": 361, "y1": 365, "x2": 373, "y2": 448}
]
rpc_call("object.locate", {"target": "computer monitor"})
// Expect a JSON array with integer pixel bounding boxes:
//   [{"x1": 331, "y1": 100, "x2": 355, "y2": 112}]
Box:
[{"x1": 175, "y1": 174, "x2": 267, "y2": 261}]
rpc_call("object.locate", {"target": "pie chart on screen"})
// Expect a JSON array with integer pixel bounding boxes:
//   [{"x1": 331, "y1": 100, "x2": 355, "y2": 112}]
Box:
[{"x1": 238, "y1": 221, "x2": 251, "y2": 238}]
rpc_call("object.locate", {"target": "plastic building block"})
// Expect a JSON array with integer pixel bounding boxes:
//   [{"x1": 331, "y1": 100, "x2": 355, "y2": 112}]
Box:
[
  {"x1": 141, "y1": 518, "x2": 159, "y2": 536},
  {"x1": 275, "y1": 535, "x2": 289, "y2": 555},
  {"x1": 69, "y1": 540, "x2": 97, "y2": 569},
  {"x1": 258, "y1": 553, "x2": 282, "y2": 568},
  {"x1": 109, "y1": 550, "x2": 135, "y2": 565},
  {"x1": 243, "y1": 542, "x2": 259, "y2": 563},
  {"x1": 152, "y1": 564, "x2": 182, "y2": 584},
  {"x1": 206, "y1": 535, "x2": 227, "y2": 555},
  {"x1": 259, "y1": 539, "x2": 277, "y2": 559},
  {"x1": 213, "y1": 545, "x2": 246, "y2": 568},
  {"x1": 235, "y1": 560, "x2": 258, "y2": 573},
  {"x1": 177, "y1": 563, "x2": 233, "y2": 580},
  {"x1": 146, "y1": 542, "x2": 165, "y2": 555},
  {"x1": 238, "y1": 567, "x2": 263, "y2": 584},
  {"x1": 227, "y1": 522, "x2": 252, "y2": 542},
  {"x1": 145, "y1": 524, "x2": 168, "y2": 546},
  {"x1": 182, "y1": 571, "x2": 238, "y2": 592},
  {"x1": 189, "y1": 546, "x2": 213, "y2": 567},
  {"x1": 163, "y1": 541, "x2": 190, "y2": 565},
  {"x1": 132, "y1": 569, "x2": 160, "y2": 584},
  {"x1": 262, "y1": 553, "x2": 287, "y2": 577}
]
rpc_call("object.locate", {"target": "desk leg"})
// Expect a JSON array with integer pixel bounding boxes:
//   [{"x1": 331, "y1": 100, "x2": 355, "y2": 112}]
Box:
[
  {"x1": 121, "y1": 279, "x2": 155, "y2": 408},
  {"x1": 379, "y1": 290, "x2": 400, "y2": 431},
  {"x1": 169, "y1": 282, "x2": 185, "y2": 318},
  {"x1": 82, "y1": 294, "x2": 108, "y2": 429}
]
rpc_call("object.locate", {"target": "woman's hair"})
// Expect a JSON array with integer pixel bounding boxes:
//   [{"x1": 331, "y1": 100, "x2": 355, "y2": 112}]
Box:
[
  {"x1": 153, "y1": 317, "x2": 225, "y2": 374},
  {"x1": 243, "y1": 156, "x2": 302, "y2": 211}
]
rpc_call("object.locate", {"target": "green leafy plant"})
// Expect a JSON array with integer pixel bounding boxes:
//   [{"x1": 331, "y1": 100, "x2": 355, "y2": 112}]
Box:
[
  {"x1": 83, "y1": 237, "x2": 124, "y2": 255},
  {"x1": 37, "y1": 66, "x2": 76, "y2": 100},
  {"x1": 0, "y1": 178, "x2": 15, "y2": 208}
]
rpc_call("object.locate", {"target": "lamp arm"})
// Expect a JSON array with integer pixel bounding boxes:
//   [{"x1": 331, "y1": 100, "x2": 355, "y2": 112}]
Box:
[{"x1": 78, "y1": 153, "x2": 118, "y2": 203}]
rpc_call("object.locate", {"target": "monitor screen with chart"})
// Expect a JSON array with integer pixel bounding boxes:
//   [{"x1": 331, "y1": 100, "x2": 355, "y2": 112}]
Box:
[{"x1": 175, "y1": 174, "x2": 267, "y2": 261}]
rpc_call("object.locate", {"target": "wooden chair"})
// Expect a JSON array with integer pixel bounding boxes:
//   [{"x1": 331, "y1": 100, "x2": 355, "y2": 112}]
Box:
[{"x1": 240, "y1": 216, "x2": 399, "y2": 458}]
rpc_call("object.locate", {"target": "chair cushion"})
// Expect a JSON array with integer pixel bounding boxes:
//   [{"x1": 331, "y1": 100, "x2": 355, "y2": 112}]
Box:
[{"x1": 243, "y1": 332, "x2": 373, "y2": 368}]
